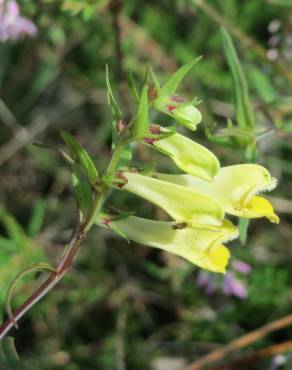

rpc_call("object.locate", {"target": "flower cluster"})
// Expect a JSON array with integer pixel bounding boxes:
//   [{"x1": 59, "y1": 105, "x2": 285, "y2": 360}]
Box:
[
  {"x1": 98, "y1": 62, "x2": 279, "y2": 274},
  {"x1": 0, "y1": 0, "x2": 37, "y2": 42}
]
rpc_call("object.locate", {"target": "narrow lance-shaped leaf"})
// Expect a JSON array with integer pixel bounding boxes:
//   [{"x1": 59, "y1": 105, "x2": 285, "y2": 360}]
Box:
[
  {"x1": 130, "y1": 85, "x2": 149, "y2": 140},
  {"x1": 221, "y1": 28, "x2": 255, "y2": 131},
  {"x1": 148, "y1": 66, "x2": 161, "y2": 93},
  {"x1": 160, "y1": 56, "x2": 202, "y2": 96},
  {"x1": 127, "y1": 71, "x2": 139, "y2": 104},
  {"x1": 105, "y1": 65, "x2": 122, "y2": 149},
  {"x1": 60, "y1": 130, "x2": 99, "y2": 186},
  {"x1": 72, "y1": 164, "x2": 93, "y2": 221}
]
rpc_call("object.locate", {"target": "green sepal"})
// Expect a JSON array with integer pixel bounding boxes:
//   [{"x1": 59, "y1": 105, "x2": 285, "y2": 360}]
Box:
[
  {"x1": 109, "y1": 224, "x2": 130, "y2": 243},
  {"x1": 221, "y1": 28, "x2": 255, "y2": 131},
  {"x1": 130, "y1": 85, "x2": 149, "y2": 140},
  {"x1": 145, "y1": 125, "x2": 177, "y2": 141},
  {"x1": 72, "y1": 164, "x2": 93, "y2": 221},
  {"x1": 238, "y1": 218, "x2": 250, "y2": 245},
  {"x1": 96, "y1": 211, "x2": 136, "y2": 243},
  {"x1": 105, "y1": 65, "x2": 122, "y2": 150},
  {"x1": 60, "y1": 130, "x2": 99, "y2": 185},
  {"x1": 127, "y1": 71, "x2": 139, "y2": 104},
  {"x1": 205, "y1": 125, "x2": 236, "y2": 147},
  {"x1": 6, "y1": 262, "x2": 56, "y2": 330},
  {"x1": 148, "y1": 66, "x2": 161, "y2": 93},
  {"x1": 216, "y1": 127, "x2": 254, "y2": 145},
  {"x1": 160, "y1": 56, "x2": 202, "y2": 96},
  {"x1": 137, "y1": 160, "x2": 156, "y2": 176}
]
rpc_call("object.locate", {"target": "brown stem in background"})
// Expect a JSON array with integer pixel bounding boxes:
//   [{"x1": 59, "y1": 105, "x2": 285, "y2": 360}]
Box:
[
  {"x1": 210, "y1": 340, "x2": 292, "y2": 370},
  {"x1": 184, "y1": 314, "x2": 292, "y2": 370}
]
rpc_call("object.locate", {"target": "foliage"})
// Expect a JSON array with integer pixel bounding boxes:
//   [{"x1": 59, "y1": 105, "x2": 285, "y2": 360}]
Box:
[{"x1": 0, "y1": 1, "x2": 292, "y2": 369}]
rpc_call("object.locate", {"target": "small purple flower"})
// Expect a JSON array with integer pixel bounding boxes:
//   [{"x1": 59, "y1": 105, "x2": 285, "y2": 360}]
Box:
[
  {"x1": 0, "y1": 0, "x2": 37, "y2": 42},
  {"x1": 233, "y1": 260, "x2": 252, "y2": 275},
  {"x1": 222, "y1": 273, "x2": 247, "y2": 300},
  {"x1": 267, "y1": 355, "x2": 287, "y2": 370}
]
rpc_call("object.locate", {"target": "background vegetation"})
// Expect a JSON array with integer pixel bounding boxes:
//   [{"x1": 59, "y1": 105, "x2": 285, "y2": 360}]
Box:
[{"x1": 0, "y1": 0, "x2": 292, "y2": 369}]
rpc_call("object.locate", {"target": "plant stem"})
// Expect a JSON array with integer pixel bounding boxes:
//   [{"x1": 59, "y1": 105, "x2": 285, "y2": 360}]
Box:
[{"x1": 0, "y1": 138, "x2": 127, "y2": 341}]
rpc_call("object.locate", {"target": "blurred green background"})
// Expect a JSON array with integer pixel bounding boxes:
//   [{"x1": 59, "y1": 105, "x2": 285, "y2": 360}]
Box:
[{"x1": 0, "y1": 0, "x2": 292, "y2": 369}]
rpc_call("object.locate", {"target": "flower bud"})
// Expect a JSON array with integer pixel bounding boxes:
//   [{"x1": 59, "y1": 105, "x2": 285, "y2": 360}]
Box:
[
  {"x1": 153, "y1": 95, "x2": 202, "y2": 130},
  {"x1": 149, "y1": 128, "x2": 219, "y2": 181}
]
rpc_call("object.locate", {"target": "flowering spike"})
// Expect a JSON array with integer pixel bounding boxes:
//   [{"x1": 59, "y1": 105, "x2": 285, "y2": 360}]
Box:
[
  {"x1": 99, "y1": 215, "x2": 238, "y2": 273},
  {"x1": 117, "y1": 172, "x2": 224, "y2": 227},
  {"x1": 157, "y1": 164, "x2": 279, "y2": 223},
  {"x1": 148, "y1": 128, "x2": 220, "y2": 181}
]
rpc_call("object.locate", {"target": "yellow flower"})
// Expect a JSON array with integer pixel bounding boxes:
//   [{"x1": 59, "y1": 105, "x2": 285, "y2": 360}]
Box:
[
  {"x1": 150, "y1": 129, "x2": 220, "y2": 181},
  {"x1": 119, "y1": 172, "x2": 224, "y2": 227},
  {"x1": 100, "y1": 215, "x2": 238, "y2": 273},
  {"x1": 157, "y1": 164, "x2": 279, "y2": 223}
]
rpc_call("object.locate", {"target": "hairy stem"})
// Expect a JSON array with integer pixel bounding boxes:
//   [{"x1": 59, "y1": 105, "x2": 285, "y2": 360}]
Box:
[{"x1": 0, "y1": 138, "x2": 127, "y2": 341}]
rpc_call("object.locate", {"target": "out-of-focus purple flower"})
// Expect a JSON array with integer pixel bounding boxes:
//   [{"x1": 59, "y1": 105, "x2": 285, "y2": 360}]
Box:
[
  {"x1": 233, "y1": 260, "x2": 252, "y2": 275},
  {"x1": 222, "y1": 273, "x2": 247, "y2": 300},
  {"x1": 267, "y1": 354, "x2": 287, "y2": 370},
  {"x1": 0, "y1": 0, "x2": 37, "y2": 42},
  {"x1": 196, "y1": 259, "x2": 250, "y2": 299},
  {"x1": 196, "y1": 271, "x2": 216, "y2": 295}
]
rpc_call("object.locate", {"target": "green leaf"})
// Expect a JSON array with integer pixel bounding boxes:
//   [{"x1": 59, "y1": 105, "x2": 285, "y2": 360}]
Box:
[
  {"x1": 221, "y1": 28, "x2": 255, "y2": 131},
  {"x1": 238, "y1": 218, "x2": 250, "y2": 245},
  {"x1": 148, "y1": 66, "x2": 161, "y2": 92},
  {"x1": 130, "y1": 85, "x2": 149, "y2": 140},
  {"x1": 160, "y1": 57, "x2": 202, "y2": 96},
  {"x1": 6, "y1": 263, "x2": 56, "y2": 329},
  {"x1": 105, "y1": 65, "x2": 122, "y2": 149},
  {"x1": 60, "y1": 130, "x2": 99, "y2": 185},
  {"x1": 72, "y1": 164, "x2": 93, "y2": 220},
  {"x1": 205, "y1": 124, "x2": 236, "y2": 147},
  {"x1": 0, "y1": 337, "x2": 24, "y2": 370},
  {"x1": 127, "y1": 71, "x2": 139, "y2": 104}
]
